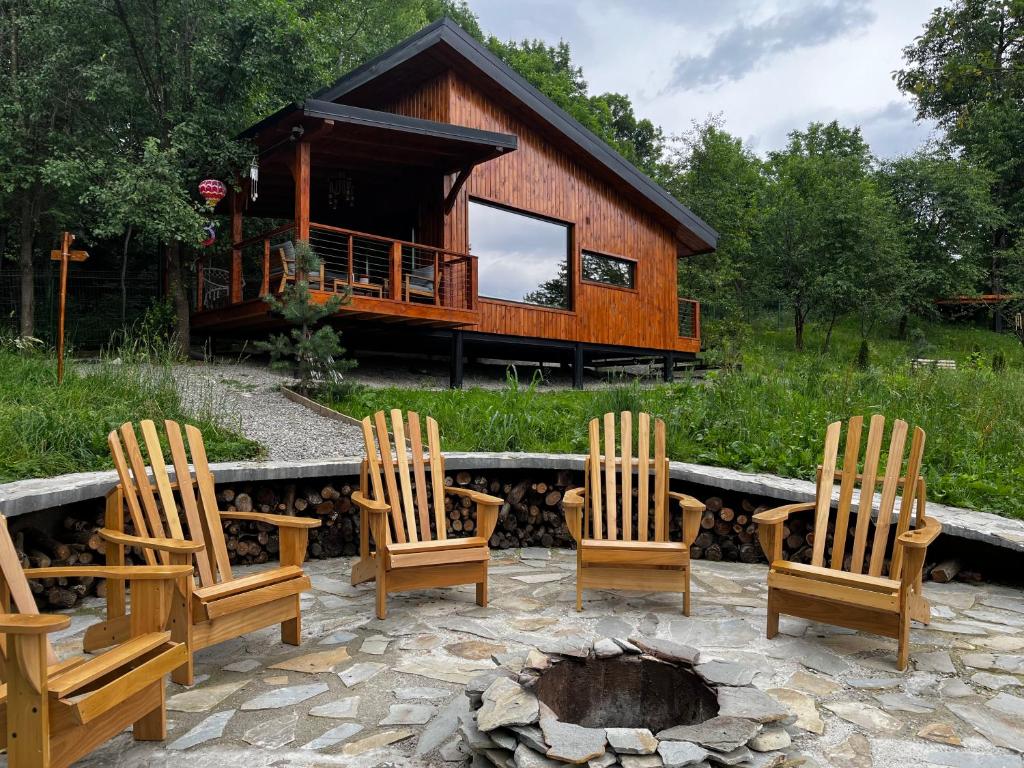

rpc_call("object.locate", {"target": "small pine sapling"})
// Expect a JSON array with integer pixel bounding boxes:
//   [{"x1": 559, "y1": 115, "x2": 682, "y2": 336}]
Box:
[{"x1": 255, "y1": 240, "x2": 356, "y2": 394}]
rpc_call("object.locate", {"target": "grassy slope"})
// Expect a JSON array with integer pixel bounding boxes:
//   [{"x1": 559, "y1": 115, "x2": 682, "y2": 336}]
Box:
[
  {"x1": 330, "y1": 318, "x2": 1024, "y2": 519},
  {"x1": 0, "y1": 352, "x2": 262, "y2": 483}
]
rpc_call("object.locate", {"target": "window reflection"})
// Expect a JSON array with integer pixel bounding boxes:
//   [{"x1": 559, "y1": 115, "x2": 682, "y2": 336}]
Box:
[
  {"x1": 469, "y1": 200, "x2": 570, "y2": 309},
  {"x1": 582, "y1": 251, "x2": 635, "y2": 288}
]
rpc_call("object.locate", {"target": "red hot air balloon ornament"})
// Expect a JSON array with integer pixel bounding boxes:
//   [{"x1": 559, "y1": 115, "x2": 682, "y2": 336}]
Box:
[{"x1": 198, "y1": 179, "x2": 227, "y2": 209}]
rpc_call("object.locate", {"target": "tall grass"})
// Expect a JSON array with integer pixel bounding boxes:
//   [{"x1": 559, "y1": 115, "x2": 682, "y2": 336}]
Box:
[
  {"x1": 0, "y1": 349, "x2": 262, "y2": 483},
  {"x1": 328, "y1": 319, "x2": 1024, "y2": 519}
]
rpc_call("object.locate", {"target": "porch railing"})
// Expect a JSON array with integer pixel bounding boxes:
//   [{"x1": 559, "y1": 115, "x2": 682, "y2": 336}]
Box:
[
  {"x1": 197, "y1": 223, "x2": 478, "y2": 313},
  {"x1": 678, "y1": 296, "x2": 700, "y2": 340},
  {"x1": 308, "y1": 223, "x2": 477, "y2": 311}
]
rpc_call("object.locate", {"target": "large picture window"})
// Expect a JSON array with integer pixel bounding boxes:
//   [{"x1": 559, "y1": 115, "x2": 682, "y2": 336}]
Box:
[
  {"x1": 468, "y1": 199, "x2": 571, "y2": 309},
  {"x1": 581, "y1": 251, "x2": 636, "y2": 289}
]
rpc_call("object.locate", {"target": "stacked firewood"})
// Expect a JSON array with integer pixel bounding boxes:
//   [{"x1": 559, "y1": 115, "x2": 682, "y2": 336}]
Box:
[
  {"x1": 13, "y1": 513, "x2": 116, "y2": 609},
  {"x1": 692, "y1": 496, "x2": 764, "y2": 563},
  {"x1": 10, "y1": 470, "x2": 927, "y2": 614}
]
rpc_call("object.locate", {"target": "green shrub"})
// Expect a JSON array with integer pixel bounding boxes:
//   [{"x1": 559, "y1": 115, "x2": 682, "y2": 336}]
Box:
[{"x1": 856, "y1": 339, "x2": 870, "y2": 369}]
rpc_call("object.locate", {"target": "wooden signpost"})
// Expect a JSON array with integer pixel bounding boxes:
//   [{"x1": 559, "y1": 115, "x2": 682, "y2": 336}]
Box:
[{"x1": 50, "y1": 231, "x2": 89, "y2": 384}]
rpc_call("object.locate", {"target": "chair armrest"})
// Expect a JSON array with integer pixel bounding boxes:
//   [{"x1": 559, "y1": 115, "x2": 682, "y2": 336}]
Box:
[
  {"x1": 99, "y1": 528, "x2": 205, "y2": 554},
  {"x1": 563, "y1": 488, "x2": 585, "y2": 543},
  {"x1": 753, "y1": 502, "x2": 815, "y2": 563},
  {"x1": 0, "y1": 614, "x2": 71, "y2": 635},
  {"x1": 447, "y1": 486, "x2": 503, "y2": 507},
  {"x1": 898, "y1": 517, "x2": 941, "y2": 550},
  {"x1": 667, "y1": 491, "x2": 706, "y2": 513},
  {"x1": 24, "y1": 565, "x2": 195, "y2": 581},
  {"x1": 752, "y1": 501, "x2": 816, "y2": 525},
  {"x1": 669, "y1": 492, "x2": 705, "y2": 546},
  {"x1": 220, "y1": 511, "x2": 321, "y2": 529},
  {"x1": 351, "y1": 491, "x2": 390, "y2": 514}
]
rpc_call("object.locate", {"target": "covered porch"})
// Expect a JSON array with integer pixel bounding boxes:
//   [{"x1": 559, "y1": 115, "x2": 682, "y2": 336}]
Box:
[{"x1": 192, "y1": 100, "x2": 518, "y2": 332}]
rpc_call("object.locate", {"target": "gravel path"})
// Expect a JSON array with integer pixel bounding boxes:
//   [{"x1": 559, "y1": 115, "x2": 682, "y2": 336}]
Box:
[{"x1": 172, "y1": 362, "x2": 365, "y2": 460}]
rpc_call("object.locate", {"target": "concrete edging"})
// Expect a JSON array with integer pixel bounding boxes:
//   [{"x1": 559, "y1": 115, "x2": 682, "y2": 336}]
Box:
[{"x1": 1, "y1": 453, "x2": 1022, "y2": 554}]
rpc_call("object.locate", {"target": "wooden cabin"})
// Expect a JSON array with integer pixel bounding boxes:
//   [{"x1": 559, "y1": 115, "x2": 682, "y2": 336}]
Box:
[{"x1": 192, "y1": 18, "x2": 717, "y2": 387}]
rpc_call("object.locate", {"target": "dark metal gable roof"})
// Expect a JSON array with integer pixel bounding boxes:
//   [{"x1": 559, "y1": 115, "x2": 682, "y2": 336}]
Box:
[{"x1": 313, "y1": 18, "x2": 718, "y2": 252}]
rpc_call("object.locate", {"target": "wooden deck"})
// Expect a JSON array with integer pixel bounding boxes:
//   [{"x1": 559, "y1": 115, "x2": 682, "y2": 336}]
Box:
[{"x1": 191, "y1": 293, "x2": 479, "y2": 333}]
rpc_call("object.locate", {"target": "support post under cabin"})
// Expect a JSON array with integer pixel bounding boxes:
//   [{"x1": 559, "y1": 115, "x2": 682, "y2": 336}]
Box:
[{"x1": 450, "y1": 330, "x2": 464, "y2": 389}]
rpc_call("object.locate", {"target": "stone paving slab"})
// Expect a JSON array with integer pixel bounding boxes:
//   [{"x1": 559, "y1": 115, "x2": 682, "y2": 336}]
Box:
[{"x1": 10, "y1": 551, "x2": 1024, "y2": 767}]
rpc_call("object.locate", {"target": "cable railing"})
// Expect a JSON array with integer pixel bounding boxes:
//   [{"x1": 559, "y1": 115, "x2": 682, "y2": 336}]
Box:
[
  {"x1": 678, "y1": 296, "x2": 700, "y2": 340},
  {"x1": 307, "y1": 223, "x2": 477, "y2": 311},
  {"x1": 199, "y1": 223, "x2": 478, "y2": 314}
]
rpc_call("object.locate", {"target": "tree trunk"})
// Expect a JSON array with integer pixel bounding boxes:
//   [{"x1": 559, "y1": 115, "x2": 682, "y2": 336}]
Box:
[
  {"x1": 120, "y1": 224, "x2": 132, "y2": 324},
  {"x1": 793, "y1": 304, "x2": 805, "y2": 352},
  {"x1": 166, "y1": 242, "x2": 190, "y2": 357},
  {"x1": 822, "y1": 310, "x2": 838, "y2": 353},
  {"x1": 18, "y1": 194, "x2": 38, "y2": 338},
  {"x1": 897, "y1": 312, "x2": 909, "y2": 340}
]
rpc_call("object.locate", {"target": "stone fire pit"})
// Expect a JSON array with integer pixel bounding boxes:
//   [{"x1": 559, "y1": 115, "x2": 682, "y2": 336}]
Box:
[{"x1": 463, "y1": 636, "x2": 797, "y2": 767}]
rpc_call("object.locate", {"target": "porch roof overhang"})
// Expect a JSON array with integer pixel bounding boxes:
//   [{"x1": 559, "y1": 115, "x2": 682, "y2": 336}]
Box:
[{"x1": 242, "y1": 99, "x2": 518, "y2": 174}]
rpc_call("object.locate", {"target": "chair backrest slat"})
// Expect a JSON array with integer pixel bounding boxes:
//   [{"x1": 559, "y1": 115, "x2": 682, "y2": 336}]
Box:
[
  {"x1": 603, "y1": 413, "x2": 617, "y2": 540},
  {"x1": 120, "y1": 424, "x2": 169, "y2": 546},
  {"x1": 389, "y1": 410, "x2": 419, "y2": 544},
  {"x1": 165, "y1": 421, "x2": 217, "y2": 587},
  {"x1": 830, "y1": 415, "x2": 864, "y2": 570},
  {"x1": 620, "y1": 411, "x2": 633, "y2": 541},
  {"x1": 427, "y1": 417, "x2": 447, "y2": 540},
  {"x1": 139, "y1": 420, "x2": 186, "y2": 543},
  {"x1": 362, "y1": 411, "x2": 446, "y2": 543},
  {"x1": 373, "y1": 411, "x2": 407, "y2": 544},
  {"x1": 868, "y1": 419, "x2": 909, "y2": 577},
  {"x1": 407, "y1": 412, "x2": 432, "y2": 537},
  {"x1": 653, "y1": 419, "x2": 668, "y2": 541},
  {"x1": 0, "y1": 516, "x2": 58, "y2": 668},
  {"x1": 588, "y1": 419, "x2": 603, "y2": 540},
  {"x1": 889, "y1": 428, "x2": 926, "y2": 579},
  {"x1": 849, "y1": 414, "x2": 885, "y2": 574},
  {"x1": 637, "y1": 413, "x2": 650, "y2": 542},
  {"x1": 810, "y1": 421, "x2": 842, "y2": 566},
  {"x1": 108, "y1": 431, "x2": 159, "y2": 567},
  {"x1": 185, "y1": 425, "x2": 233, "y2": 583}
]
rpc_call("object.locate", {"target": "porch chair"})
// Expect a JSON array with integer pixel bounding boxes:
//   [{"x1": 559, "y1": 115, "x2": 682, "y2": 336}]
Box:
[
  {"x1": 753, "y1": 415, "x2": 941, "y2": 670},
  {"x1": 0, "y1": 513, "x2": 191, "y2": 767},
  {"x1": 275, "y1": 240, "x2": 325, "y2": 292},
  {"x1": 84, "y1": 420, "x2": 320, "y2": 685},
  {"x1": 351, "y1": 410, "x2": 502, "y2": 619},
  {"x1": 563, "y1": 412, "x2": 705, "y2": 614},
  {"x1": 404, "y1": 264, "x2": 436, "y2": 302}
]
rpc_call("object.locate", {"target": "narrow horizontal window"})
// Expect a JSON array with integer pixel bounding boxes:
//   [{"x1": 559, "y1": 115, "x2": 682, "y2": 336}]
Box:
[{"x1": 581, "y1": 251, "x2": 635, "y2": 289}]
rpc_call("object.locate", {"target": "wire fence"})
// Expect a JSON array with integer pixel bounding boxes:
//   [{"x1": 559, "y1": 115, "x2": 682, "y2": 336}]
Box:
[{"x1": 0, "y1": 266, "x2": 161, "y2": 349}]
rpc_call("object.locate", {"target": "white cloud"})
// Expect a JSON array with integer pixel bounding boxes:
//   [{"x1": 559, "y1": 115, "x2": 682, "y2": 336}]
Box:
[{"x1": 470, "y1": 0, "x2": 937, "y2": 158}]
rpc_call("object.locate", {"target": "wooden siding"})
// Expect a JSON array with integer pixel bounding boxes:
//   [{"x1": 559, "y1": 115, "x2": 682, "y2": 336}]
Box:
[{"x1": 378, "y1": 72, "x2": 696, "y2": 354}]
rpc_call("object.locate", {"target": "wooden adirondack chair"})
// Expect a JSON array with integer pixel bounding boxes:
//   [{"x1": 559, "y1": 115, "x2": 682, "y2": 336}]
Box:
[
  {"x1": 563, "y1": 412, "x2": 706, "y2": 614},
  {"x1": 0, "y1": 513, "x2": 191, "y2": 768},
  {"x1": 84, "y1": 420, "x2": 320, "y2": 685},
  {"x1": 753, "y1": 415, "x2": 941, "y2": 670},
  {"x1": 351, "y1": 410, "x2": 502, "y2": 619}
]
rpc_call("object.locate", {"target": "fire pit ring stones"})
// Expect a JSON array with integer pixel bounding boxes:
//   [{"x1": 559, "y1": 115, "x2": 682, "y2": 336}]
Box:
[{"x1": 463, "y1": 636, "x2": 795, "y2": 767}]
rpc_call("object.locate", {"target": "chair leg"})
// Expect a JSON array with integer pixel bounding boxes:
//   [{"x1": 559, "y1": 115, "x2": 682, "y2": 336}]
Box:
[
  {"x1": 683, "y1": 585, "x2": 691, "y2": 617},
  {"x1": 133, "y1": 684, "x2": 167, "y2": 741},
  {"x1": 376, "y1": 572, "x2": 388, "y2": 620},
  {"x1": 897, "y1": 612, "x2": 911, "y2": 671},
  {"x1": 766, "y1": 589, "x2": 779, "y2": 639},
  {"x1": 282, "y1": 594, "x2": 301, "y2": 645},
  {"x1": 172, "y1": 650, "x2": 195, "y2": 687},
  {"x1": 476, "y1": 567, "x2": 488, "y2": 607}
]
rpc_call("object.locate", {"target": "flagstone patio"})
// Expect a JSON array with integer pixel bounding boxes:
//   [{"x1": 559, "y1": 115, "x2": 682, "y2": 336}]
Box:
[{"x1": 35, "y1": 549, "x2": 1024, "y2": 768}]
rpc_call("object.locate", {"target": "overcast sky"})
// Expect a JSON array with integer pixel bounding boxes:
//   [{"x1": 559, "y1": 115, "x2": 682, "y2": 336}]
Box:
[{"x1": 469, "y1": 0, "x2": 941, "y2": 158}]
